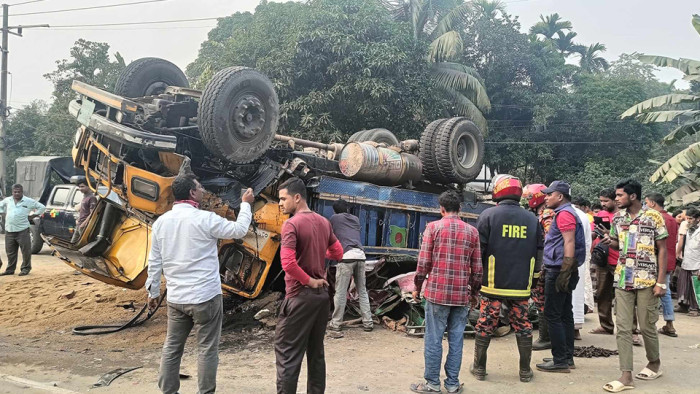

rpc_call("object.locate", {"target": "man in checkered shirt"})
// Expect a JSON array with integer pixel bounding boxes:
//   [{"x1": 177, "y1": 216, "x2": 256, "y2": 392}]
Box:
[{"x1": 409, "y1": 190, "x2": 482, "y2": 394}]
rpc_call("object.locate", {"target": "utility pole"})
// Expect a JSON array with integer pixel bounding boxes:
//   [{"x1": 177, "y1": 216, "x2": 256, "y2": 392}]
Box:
[{"x1": 0, "y1": 3, "x2": 47, "y2": 194}]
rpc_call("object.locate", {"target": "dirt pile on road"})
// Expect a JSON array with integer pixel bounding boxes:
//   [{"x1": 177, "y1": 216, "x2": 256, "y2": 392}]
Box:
[{"x1": 0, "y1": 271, "x2": 168, "y2": 350}]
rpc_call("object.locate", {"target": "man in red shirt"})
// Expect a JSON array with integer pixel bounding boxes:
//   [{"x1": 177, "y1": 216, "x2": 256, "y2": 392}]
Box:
[
  {"x1": 275, "y1": 177, "x2": 344, "y2": 394},
  {"x1": 590, "y1": 188, "x2": 618, "y2": 335},
  {"x1": 410, "y1": 191, "x2": 482, "y2": 393},
  {"x1": 645, "y1": 193, "x2": 678, "y2": 337}
]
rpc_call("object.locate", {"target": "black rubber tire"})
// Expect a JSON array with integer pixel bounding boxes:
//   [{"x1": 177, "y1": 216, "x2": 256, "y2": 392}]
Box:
[
  {"x1": 434, "y1": 118, "x2": 485, "y2": 184},
  {"x1": 114, "y1": 57, "x2": 189, "y2": 98},
  {"x1": 30, "y1": 225, "x2": 43, "y2": 254},
  {"x1": 347, "y1": 130, "x2": 371, "y2": 143},
  {"x1": 347, "y1": 128, "x2": 399, "y2": 146},
  {"x1": 419, "y1": 118, "x2": 448, "y2": 183},
  {"x1": 198, "y1": 67, "x2": 279, "y2": 164}
]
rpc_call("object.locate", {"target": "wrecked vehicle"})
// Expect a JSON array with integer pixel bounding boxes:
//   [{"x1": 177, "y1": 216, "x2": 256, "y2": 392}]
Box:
[{"x1": 42, "y1": 57, "x2": 492, "y2": 329}]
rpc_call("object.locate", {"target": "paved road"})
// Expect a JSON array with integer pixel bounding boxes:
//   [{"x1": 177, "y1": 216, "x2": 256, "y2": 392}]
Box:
[{"x1": 1, "y1": 240, "x2": 700, "y2": 393}]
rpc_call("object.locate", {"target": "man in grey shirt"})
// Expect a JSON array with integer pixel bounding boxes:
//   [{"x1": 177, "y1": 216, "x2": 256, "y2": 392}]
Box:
[{"x1": 328, "y1": 199, "x2": 373, "y2": 333}]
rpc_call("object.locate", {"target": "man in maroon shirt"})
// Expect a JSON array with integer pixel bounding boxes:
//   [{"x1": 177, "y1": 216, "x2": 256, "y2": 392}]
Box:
[
  {"x1": 275, "y1": 177, "x2": 344, "y2": 394},
  {"x1": 645, "y1": 192, "x2": 679, "y2": 337}
]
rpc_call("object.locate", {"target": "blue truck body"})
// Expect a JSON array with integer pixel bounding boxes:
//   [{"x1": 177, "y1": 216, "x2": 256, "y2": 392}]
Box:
[{"x1": 308, "y1": 176, "x2": 492, "y2": 258}]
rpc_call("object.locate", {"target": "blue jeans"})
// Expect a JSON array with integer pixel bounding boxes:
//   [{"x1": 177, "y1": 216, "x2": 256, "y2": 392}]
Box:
[
  {"x1": 423, "y1": 301, "x2": 468, "y2": 389},
  {"x1": 544, "y1": 269, "x2": 579, "y2": 365},
  {"x1": 660, "y1": 272, "x2": 675, "y2": 322}
]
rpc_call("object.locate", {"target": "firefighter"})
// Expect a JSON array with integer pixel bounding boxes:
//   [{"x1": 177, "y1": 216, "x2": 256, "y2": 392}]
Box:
[
  {"x1": 471, "y1": 175, "x2": 543, "y2": 383},
  {"x1": 523, "y1": 184, "x2": 555, "y2": 351}
]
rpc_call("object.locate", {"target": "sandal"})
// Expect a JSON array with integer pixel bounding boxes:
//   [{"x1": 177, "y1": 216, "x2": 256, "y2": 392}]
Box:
[
  {"x1": 658, "y1": 326, "x2": 678, "y2": 337},
  {"x1": 603, "y1": 380, "x2": 635, "y2": 392},
  {"x1": 410, "y1": 382, "x2": 441, "y2": 393},
  {"x1": 632, "y1": 335, "x2": 642, "y2": 347},
  {"x1": 589, "y1": 326, "x2": 614, "y2": 335},
  {"x1": 635, "y1": 367, "x2": 663, "y2": 380}
]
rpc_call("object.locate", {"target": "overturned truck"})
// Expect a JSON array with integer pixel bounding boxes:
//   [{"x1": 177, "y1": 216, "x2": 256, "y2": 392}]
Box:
[{"x1": 43, "y1": 58, "x2": 493, "y2": 330}]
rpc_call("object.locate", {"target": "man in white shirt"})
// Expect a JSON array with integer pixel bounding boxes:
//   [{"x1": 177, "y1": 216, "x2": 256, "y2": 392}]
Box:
[
  {"x1": 677, "y1": 207, "x2": 700, "y2": 316},
  {"x1": 146, "y1": 175, "x2": 254, "y2": 394},
  {"x1": 572, "y1": 205, "x2": 594, "y2": 340}
]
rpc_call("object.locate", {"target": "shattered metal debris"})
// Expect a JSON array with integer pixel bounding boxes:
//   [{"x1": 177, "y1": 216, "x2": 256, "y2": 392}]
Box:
[
  {"x1": 91, "y1": 366, "x2": 142, "y2": 388},
  {"x1": 117, "y1": 301, "x2": 136, "y2": 311},
  {"x1": 574, "y1": 345, "x2": 618, "y2": 358},
  {"x1": 254, "y1": 309, "x2": 271, "y2": 320}
]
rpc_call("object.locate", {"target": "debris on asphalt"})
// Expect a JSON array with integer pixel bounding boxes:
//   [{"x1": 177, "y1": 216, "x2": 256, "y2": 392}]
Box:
[
  {"x1": 574, "y1": 345, "x2": 618, "y2": 358},
  {"x1": 254, "y1": 309, "x2": 271, "y2": 320},
  {"x1": 91, "y1": 366, "x2": 142, "y2": 388},
  {"x1": 59, "y1": 290, "x2": 76, "y2": 300},
  {"x1": 116, "y1": 302, "x2": 136, "y2": 311}
]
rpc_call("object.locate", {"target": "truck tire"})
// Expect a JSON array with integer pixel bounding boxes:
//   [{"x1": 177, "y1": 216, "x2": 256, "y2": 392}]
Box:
[
  {"x1": 30, "y1": 225, "x2": 43, "y2": 254},
  {"x1": 114, "y1": 57, "x2": 189, "y2": 98},
  {"x1": 419, "y1": 118, "x2": 448, "y2": 183},
  {"x1": 199, "y1": 67, "x2": 279, "y2": 164},
  {"x1": 434, "y1": 118, "x2": 484, "y2": 184},
  {"x1": 347, "y1": 130, "x2": 370, "y2": 143},
  {"x1": 347, "y1": 128, "x2": 400, "y2": 146}
]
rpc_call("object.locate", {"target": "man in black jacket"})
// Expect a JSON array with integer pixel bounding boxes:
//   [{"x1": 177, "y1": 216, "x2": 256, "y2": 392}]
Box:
[{"x1": 472, "y1": 175, "x2": 543, "y2": 383}]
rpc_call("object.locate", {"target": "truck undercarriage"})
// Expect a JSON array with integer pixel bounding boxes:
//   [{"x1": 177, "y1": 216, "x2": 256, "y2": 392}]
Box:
[{"x1": 43, "y1": 57, "x2": 494, "y2": 332}]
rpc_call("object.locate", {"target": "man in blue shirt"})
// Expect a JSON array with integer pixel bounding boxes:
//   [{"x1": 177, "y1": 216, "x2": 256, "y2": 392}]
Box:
[{"x1": 0, "y1": 184, "x2": 45, "y2": 276}]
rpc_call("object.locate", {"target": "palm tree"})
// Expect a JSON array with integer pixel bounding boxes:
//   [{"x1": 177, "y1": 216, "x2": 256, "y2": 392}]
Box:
[
  {"x1": 553, "y1": 31, "x2": 578, "y2": 56},
  {"x1": 471, "y1": 0, "x2": 505, "y2": 20},
  {"x1": 382, "y1": 0, "x2": 491, "y2": 131},
  {"x1": 574, "y1": 43, "x2": 610, "y2": 73},
  {"x1": 529, "y1": 13, "x2": 572, "y2": 41},
  {"x1": 621, "y1": 14, "x2": 700, "y2": 205}
]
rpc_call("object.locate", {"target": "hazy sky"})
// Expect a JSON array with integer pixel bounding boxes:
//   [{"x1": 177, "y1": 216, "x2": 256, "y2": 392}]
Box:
[{"x1": 4, "y1": 0, "x2": 698, "y2": 109}]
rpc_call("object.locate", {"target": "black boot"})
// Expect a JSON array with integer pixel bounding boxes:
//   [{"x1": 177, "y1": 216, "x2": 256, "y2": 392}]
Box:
[
  {"x1": 533, "y1": 313, "x2": 551, "y2": 351},
  {"x1": 516, "y1": 335, "x2": 534, "y2": 382},
  {"x1": 470, "y1": 335, "x2": 490, "y2": 381}
]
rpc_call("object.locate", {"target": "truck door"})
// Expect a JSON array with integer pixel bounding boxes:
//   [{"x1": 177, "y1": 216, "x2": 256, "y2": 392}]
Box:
[
  {"x1": 66, "y1": 189, "x2": 82, "y2": 239},
  {"x1": 41, "y1": 186, "x2": 73, "y2": 239}
]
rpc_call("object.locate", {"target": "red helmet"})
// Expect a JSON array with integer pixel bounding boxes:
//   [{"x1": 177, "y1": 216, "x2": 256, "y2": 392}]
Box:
[
  {"x1": 523, "y1": 184, "x2": 547, "y2": 209},
  {"x1": 492, "y1": 174, "x2": 523, "y2": 202}
]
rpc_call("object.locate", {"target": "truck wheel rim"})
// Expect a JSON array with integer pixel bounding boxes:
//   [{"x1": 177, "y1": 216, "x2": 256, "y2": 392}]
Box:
[
  {"x1": 144, "y1": 81, "x2": 168, "y2": 96},
  {"x1": 232, "y1": 96, "x2": 266, "y2": 141},
  {"x1": 457, "y1": 133, "x2": 478, "y2": 168}
]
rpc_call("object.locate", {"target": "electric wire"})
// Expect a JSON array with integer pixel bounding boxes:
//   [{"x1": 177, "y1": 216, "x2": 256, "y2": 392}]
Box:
[
  {"x1": 49, "y1": 16, "x2": 222, "y2": 28},
  {"x1": 9, "y1": 0, "x2": 169, "y2": 16},
  {"x1": 9, "y1": 0, "x2": 47, "y2": 6}
]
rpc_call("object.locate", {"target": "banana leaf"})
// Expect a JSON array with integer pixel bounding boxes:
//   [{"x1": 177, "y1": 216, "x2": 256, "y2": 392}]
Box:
[
  {"x1": 662, "y1": 119, "x2": 700, "y2": 144},
  {"x1": 650, "y1": 142, "x2": 700, "y2": 183},
  {"x1": 620, "y1": 94, "x2": 700, "y2": 119},
  {"x1": 635, "y1": 110, "x2": 699, "y2": 124},
  {"x1": 638, "y1": 55, "x2": 700, "y2": 76}
]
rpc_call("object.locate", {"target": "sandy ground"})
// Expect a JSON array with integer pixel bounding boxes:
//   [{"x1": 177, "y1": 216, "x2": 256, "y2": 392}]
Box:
[{"x1": 1, "y1": 241, "x2": 700, "y2": 393}]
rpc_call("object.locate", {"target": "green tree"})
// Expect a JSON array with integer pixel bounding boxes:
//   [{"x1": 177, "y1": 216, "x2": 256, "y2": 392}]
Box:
[
  {"x1": 574, "y1": 43, "x2": 610, "y2": 73},
  {"x1": 383, "y1": 0, "x2": 491, "y2": 131},
  {"x1": 553, "y1": 31, "x2": 579, "y2": 56},
  {"x1": 4, "y1": 39, "x2": 125, "y2": 189},
  {"x1": 188, "y1": 0, "x2": 455, "y2": 141},
  {"x1": 529, "y1": 13, "x2": 572, "y2": 41},
  {"x1": 620, "y1": 14, "x2": 700, "y2": 206}
]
